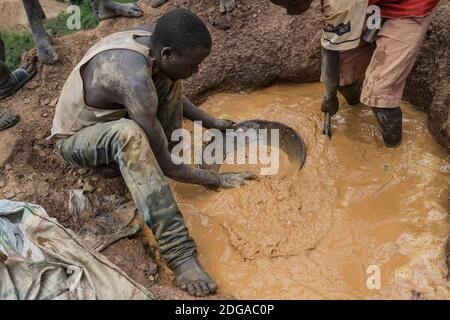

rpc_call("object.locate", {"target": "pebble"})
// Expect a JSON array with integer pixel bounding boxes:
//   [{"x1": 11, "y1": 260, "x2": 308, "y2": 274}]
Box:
[
  {"x1": 24, "y1": 98, "x2": 31, "y2": 104},
  {"x1": 42, "y1": 98, "x2": 50, "y2": 105},
  {"x1": 0, "y1": 181, "x2": 5, "y2": 188},
  {"x1": 25, "y1": 82, "x2": 39, "y2": 90},
  {"x1": 49, "y1": 98, "x2": 58, "y2": 107},
  {"x1": 78, "y1": 168, "x2": 88, "y2": 175},
  {"x1": 5, "y1": 164, "x2": 12, "y2": 170},
  {"x1": 5, "y1": 192, "x2": 16, "y2": 199},
  {"x1": 83, "y1": 182, "x2": 95, "y2": 193},
  {"x1": 42, "y1": 113, "x2": 48, "y2": 117}
]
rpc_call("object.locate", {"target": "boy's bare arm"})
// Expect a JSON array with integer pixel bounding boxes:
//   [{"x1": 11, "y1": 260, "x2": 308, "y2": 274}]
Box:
[{"x1": 183, "y1": 97, "x2": 234, "y2": 131}]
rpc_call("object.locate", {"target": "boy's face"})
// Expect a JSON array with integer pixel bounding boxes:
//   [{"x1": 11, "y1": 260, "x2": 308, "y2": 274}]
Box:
[
  {"x1": 270, "y1": 0, "x2": 313, "y2": 15},
  {"x1": 159, "y1": 46, "x2": 211, "y2": 81}
]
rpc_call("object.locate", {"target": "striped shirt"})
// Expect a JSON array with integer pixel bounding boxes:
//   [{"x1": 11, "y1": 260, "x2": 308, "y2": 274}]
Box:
[{"x1": 369, "y1": 0, "x2": 439, "y2": 18}]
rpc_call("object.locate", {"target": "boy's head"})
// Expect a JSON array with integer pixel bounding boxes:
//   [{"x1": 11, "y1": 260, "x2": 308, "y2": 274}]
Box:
[
  {"x1": 269, "y1": 0, "x2": 313, "y2": 15},
  {"x1": 151, "y1": 8, "x2": 212, "y2": 81}
]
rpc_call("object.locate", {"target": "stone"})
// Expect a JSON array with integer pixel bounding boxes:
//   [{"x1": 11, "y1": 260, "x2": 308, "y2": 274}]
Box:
[
  {"x1": 49, "y1": 98, "x2": 58, "y2": 107},
  {"x1": 5, "y1": 191, "x2": 16, "y2": 199}
]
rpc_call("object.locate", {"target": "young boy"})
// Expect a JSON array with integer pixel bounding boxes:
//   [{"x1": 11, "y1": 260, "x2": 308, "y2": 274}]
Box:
[{"x1": 50, "y1": 8, "x2": 256, "y2": 296}]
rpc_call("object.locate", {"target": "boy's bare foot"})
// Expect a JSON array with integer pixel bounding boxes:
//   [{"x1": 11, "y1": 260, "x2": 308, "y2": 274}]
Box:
[{"x1": 174, "y1": 256, "x2": 217, "y2": 297}]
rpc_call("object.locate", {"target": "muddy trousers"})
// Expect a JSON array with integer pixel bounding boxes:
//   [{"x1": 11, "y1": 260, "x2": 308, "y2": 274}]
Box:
[{"x1": 57, "y1": 118, "x2": 197, "y2": 269}]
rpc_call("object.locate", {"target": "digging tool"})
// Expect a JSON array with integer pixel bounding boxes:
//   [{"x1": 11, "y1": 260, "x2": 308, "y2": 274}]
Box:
[{"x1": 323, "y1": 112, "x2": 332, "y2": 138}]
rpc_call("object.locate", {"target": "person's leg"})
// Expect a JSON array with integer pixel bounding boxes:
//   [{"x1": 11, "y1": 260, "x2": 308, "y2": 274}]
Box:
[
  {"x1": 338, "y1": 40, "x2": 375, "y2": 106},
  {"x1": 58, "y1": 119, "x2": 217, "y2": 296},
  {"x1": 150, "y1": 0, "x2": 168, "y2": 8},
  {"x1": 91, "y1": 0, "x2": 143, "y2": 21},
  {"x1": 0, "y1": 35, "x2": 5, "y2": 62},
  {"x1": 361, "y1": 14, "x2": 433, "y2": 147},
  {"x1": 22, "y1": 0, "x2": 58, "y2": 64}
]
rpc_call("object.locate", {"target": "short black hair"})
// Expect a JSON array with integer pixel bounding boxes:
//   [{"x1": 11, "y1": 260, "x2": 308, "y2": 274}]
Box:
[{"x1": 152, "y1": 8, "x2": 212, "y2": 53}]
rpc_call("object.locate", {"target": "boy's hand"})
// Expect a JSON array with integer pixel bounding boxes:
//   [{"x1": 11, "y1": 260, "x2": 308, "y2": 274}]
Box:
[
  {"x1": 214, "y1": 119, "x2": 235, "y2": 131},
  {"x1": 218, "y1": 172, "x2": 258, "y2": 188}
]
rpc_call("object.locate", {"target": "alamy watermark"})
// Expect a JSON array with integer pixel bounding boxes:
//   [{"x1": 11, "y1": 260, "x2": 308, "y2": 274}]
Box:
[
  {"x1": 170, "y1": 121, "x2": 281, "y2": 176},
  {"x1": 367, "y1": 5, "x2": 382, "y2": 30},
  {"x1": 66, "y1": 5, "x2": 81, "y2": 30}
]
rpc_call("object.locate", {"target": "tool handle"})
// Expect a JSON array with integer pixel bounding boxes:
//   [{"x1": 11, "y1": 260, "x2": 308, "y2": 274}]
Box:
[{"x1": 323, "y1": 112, "x2": 332, "y2": 138}]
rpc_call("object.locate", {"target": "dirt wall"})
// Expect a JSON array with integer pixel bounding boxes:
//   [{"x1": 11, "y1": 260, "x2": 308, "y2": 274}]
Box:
[{"x1": 106, "y1": 0, "x2": 448, "y2": 151}]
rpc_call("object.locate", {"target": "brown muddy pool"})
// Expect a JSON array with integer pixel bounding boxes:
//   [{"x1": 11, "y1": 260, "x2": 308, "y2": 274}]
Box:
[{"x1": 171, "y1": 83, "x2": 450, "y2": 299}]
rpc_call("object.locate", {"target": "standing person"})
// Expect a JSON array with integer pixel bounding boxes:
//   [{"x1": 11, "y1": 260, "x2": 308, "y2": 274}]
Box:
[{"x1": 269, "y1": 0, "x2": 439, "y2": 147}]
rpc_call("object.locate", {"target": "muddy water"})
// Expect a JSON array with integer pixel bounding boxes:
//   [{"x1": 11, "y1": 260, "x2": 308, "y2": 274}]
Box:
[{"x1": 172, "y1": 83, "x2": 450, "y2": 299}]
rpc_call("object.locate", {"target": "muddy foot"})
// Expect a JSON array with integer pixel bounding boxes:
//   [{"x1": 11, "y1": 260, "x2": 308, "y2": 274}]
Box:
[
  {"x1": 36, "y1": 38, "x2": 58, "y2": 64},
  {"x1": 174, "y1": 256, "x2": 217, "y2": 297},
  {"x1": 150, "y1": 0, "x2": 168, "y2": 8},
  {"x1": 95, "y1": 0, "x2": 143, "y2": 21},
  {"x1": 219, "y1": 0, "x2": 236, "y2": 13}
]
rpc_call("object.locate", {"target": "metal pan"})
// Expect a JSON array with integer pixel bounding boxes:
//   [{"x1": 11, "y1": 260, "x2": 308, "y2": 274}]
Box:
[{"x1": 201, "y1": 119, "x2": 307, "y2": 173}]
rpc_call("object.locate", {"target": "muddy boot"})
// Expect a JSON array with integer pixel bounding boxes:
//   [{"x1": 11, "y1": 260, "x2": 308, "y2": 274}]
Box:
[
  {"x1": 338, "y1": 82, "x2": 361, "y2": 106},
  {"x1": 372, "y1": 107, "x2": 402, "y2": 148}
]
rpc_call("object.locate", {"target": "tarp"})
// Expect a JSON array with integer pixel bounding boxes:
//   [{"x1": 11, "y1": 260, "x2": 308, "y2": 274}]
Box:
[{"x1": 0, "y1": 200, "x2": 150, "y2": 300}]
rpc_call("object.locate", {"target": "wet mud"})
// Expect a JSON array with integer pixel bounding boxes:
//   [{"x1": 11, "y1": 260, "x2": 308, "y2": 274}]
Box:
[{"x1": 172, "y1": 83, "x2": 450, "y2": 299}]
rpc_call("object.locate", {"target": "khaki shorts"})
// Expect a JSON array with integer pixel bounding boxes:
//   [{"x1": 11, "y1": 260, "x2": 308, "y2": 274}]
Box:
[{"x1": 339, "y1": 13, "x2": 433, "y2": 108}]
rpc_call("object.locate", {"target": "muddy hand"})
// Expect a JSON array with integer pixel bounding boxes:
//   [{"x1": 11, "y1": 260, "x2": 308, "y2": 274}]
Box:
[
  {"x1": 214, "y1": 119, "x2": 235, "y2": 131},
  {"x1": 321, "y1": 95, "x2": 339, "y2": 116},
  {"x1": 218, "y1": 171, "x2": 258, "y2": 189},
  {"x1": 175, "y1": 256, "x2": 217, "y2": 297}
]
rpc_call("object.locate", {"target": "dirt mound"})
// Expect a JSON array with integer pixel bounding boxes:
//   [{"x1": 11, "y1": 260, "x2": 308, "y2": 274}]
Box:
[{"x1": 0, "y1": 0, "x2": 448, "y2": 298}]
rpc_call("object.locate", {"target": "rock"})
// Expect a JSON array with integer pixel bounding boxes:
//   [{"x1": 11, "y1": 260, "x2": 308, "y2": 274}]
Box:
[
  {"x1": 5, "y1": 163, "x2": 12, "y2": 170},
  {"x1": 5, "y1": 192, "x2": 16, "y2": 199},
  {"x1": 78, "y1": 168, "x2": 88, "y2": 175},
  {"x1": 41, "y1": 113, "x2": 48, "y2": 117},
  {"x1": 23, "y1": 98, "x2": 31, "y2": 104},
  {"x1": 49, "y1": 98, "x2": 58, "y2": 107},
  {"x1": 25, "y1": 82, "x2": 39, "y2": 90},
  {"x1": 83, "y1": 181, "x2": 96, "y2": 193},
  {"x1": 0, "y1": 181, "x2": 5, "y2": 188},
  {"x1": 42, "y1": 98, "x2": 50, "y2": 105}
]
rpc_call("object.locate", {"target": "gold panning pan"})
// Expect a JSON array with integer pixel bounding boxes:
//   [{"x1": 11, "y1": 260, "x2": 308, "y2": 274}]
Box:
[{"x1": 201, "y1": 119, "x2": 307, "y2": 173}]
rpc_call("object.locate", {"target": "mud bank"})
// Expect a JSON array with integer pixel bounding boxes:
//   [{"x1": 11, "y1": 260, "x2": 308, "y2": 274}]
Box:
[{"x1": 0, "y1": 0, "x2": 448, "y2": 299}]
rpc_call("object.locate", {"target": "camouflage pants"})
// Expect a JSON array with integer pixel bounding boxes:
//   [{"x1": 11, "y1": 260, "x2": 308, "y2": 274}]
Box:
[{"x1": 57, "y1": 118, "x2": 197, "y2": 269}]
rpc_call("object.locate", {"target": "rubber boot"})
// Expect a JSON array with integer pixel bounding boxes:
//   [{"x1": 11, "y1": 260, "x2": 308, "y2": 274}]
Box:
[
  {"x1": 338, "y1": 82, "x2": 361, "y2": 106},
  {"x1": 371, "y1": 107, "x2": 402, "y2": 148}
]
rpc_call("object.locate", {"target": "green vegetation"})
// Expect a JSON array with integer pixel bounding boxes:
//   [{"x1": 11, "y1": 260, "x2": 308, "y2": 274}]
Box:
[
  {"x1": 2, "y1": 0, "x2": 137, "y2": 69},
  {"x1": 1, "y1": 32, "x2": 34, "y2": 69}
]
